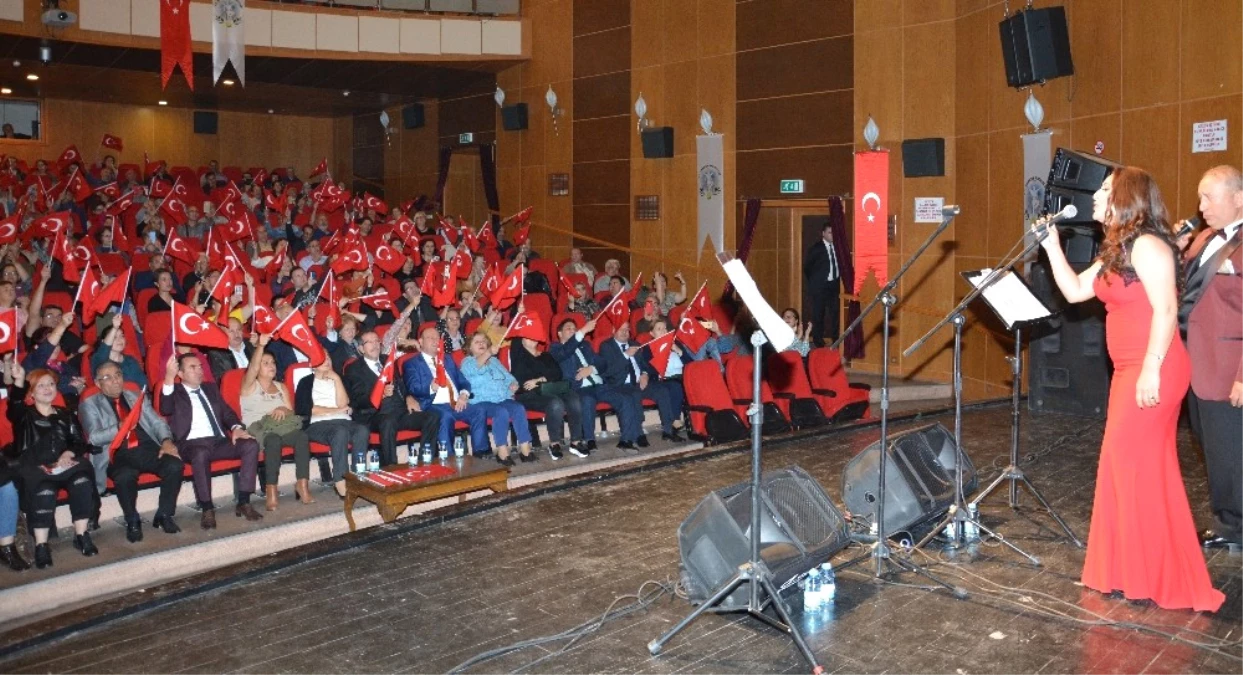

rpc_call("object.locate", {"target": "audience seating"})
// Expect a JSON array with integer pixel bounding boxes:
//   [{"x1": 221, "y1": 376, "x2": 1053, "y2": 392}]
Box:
[
  {"x1": 683, "y1": 360, "x2": 749, "y2": 444},
  {"x1": 806, "y1": 347, "x2": 871, "y2": 423},
  {"x1": 723, "y1": 355, "x2": 790, "y2": 434},
  {"x1": 765, "y1": 351, "x2": 827, "y2": 429}
]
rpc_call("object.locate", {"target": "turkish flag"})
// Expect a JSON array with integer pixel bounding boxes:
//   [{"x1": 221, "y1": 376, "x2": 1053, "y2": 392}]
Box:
[
  {"x1": 274, "y1": 308, "x2": 326, "y2": 366},
  {"x1": 110, "y1": 216, "x2": 132, "y2": 253},
  {"x1": 644, "y1": 331, "x2": 678, "y2": 376},
  {"x1": 372, "y1": 242, "x2": 406, "y2": 276},
  {"x1": 49, "y1": 229, "x2": 81, "y2": 283},
  {"x1": 0, "y1": 212, "x2": 18, "y2": 245},
  {"x1": 171, "y1": 300, "x2": 230, "y2": 349},
  {"x1": 61, "y1": 168, "x2": 94, "y2": 203},
  {"x1": 219, "y1": 181, "x2": 243, "y2": 206},
  {"x1": 507, "y1": 312, "x2": 545, "y2": 343},
  {"x1": 432, "y1": 268, "x2": 456, "y2": 308},
  {"x1": 89, "y1": 269, "x2": 131, "y2": 321},
  {"x1": 684, "y1": 282, "x2": 712, "y2": 321},
  {"x1": 160, "y1": 0, "x2": 193, "y2": 91},
  {"x1": 477, "y1": 223, "x2": 496, "y2": 249},
  {"x1": 101, "y1": 134, "x2": 124, "y2": 151},
  {"x1": 97, "y1": 182, "x2": 121, "y2": 200},
  {"x1": 219, "y1": 201, "x2": 255, "y2": 243},
  {"x1": 489, "y1": 265, "x2": 524, "y2": 310},
  {"x1": 143, "y1": 154, "x2": 165, "y2": 179},
  {"x1": 511, "y1": 206, "x2": 534, "y2": 224},
  {"x1": 252, "y1": 169, "x2": 268, "y2": 186},
  {"x1": 360, "y1": 288, "x2": 395, "y2": 311},
  {"x1": 164, "y1": 230, "x2": 201, "y2": 264},
  {"x1": 315, "y1": 274, "x2": 341, "y2": 326},
  {"x1": 160, "y1": 196, "x2": 188, "y2": 226},
  {"x1": 461, "y1": 226, "x2": 480, "y2": 253},
  {"x1": 330, "y1": 244, "x2": 368, "y2": 276},
  {"x1": 73, "y1": 265, "x2": 101, "y2": 316},
  {"x1": 56, "y1": 145, "x2": 82, "y2": 171},
  {"x1": 420, "y1": 262, "x2": 441, "y2": 297},
  {"x1": 512, "y1": 223, "x2": 531, "y2": 247},
  {"x1": 309, "y1": 158, "x2": 328, "y2": 178},
  {"x1": 604, "y1": 292, "x2": 630, "y2": 327},
  {"x1": 262, "y1": 245, "x2": 287, "y2": 276},
  {"x1": 448, "y1": 247, "x2": 472, "y2": 280},
  {"x1": 108, "y1": 387, "x2": 148, "y2": 454},
  {"x1": 676, "y1": 316, "x2": 710, "y2": 354},
  {"x1": 369, "y1": 348, "x2": 398, "y2": 409},
  {"x1": 107, "y1": 190, "x2": 137, "y2": 217},
  {"x1": 0, "y1": 308, "x2": 17, "y2": 353},
  {"x1": 362, "y1": 193, "x2": 387, "y2": 214},
  {"x1": 149, "y1": 178, "x2": 172, "y2": 199},
  {"x1": 252, "y1": 304, "x2": 278, "y2": 335},
  {"x1": 434, "y1": 339, "x2": 449, "y2": 388},
  {"x1": 208, "y1": 263, "x2": 243, "y2": 304},
  {"x1": 264, "y1": 189, "x2": 287, "y2": 214},
  {"x1": 853, "y1": 150, "x2": 889, "y2": 293},
  {"x1": 72, "y1": 238, "x2": 95, "y2": 270}
]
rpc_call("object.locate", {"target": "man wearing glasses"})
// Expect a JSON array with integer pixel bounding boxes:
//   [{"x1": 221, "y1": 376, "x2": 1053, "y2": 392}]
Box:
[{"x1": 79, "y1": 362, "x2": 185, "y2": 542}]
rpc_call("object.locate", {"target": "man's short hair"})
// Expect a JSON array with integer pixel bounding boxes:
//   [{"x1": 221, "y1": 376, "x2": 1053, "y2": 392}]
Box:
[
  {"x1": 1204, "y1": 165, "x2": 1243, "y2": 193},
  {"x1": 93, "y1": 360, "x2": 121, "y2": 380},
  {"x1": 176, "y1": 352, "x2": 200, "y2": 370}
]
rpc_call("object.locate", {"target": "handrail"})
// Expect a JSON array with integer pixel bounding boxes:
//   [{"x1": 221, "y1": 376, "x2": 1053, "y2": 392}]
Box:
[{"x1": 525, "y1": 220, "x2": 730, "y2": 281}]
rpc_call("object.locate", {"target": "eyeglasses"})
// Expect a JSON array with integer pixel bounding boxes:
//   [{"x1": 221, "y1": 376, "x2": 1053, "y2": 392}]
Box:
[{"x1": 96, "y1": 374, "x2": 119, "y2": 382}]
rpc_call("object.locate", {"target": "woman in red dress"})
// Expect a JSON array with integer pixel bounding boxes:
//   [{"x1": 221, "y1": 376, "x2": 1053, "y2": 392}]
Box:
[{"x1": 1038, "y1": 166, "x2": 1224, "y2": 612}]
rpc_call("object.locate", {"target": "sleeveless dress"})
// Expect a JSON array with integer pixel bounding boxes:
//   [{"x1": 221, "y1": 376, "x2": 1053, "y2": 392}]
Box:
[{"x1": 1082, "y1": 272, "x2": 1224, "y2": 612}]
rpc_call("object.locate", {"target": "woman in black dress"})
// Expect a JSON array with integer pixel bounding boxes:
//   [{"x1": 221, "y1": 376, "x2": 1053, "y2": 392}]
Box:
[{"x1": 510, "y1": 336, "x2": 587, "y2": 460}]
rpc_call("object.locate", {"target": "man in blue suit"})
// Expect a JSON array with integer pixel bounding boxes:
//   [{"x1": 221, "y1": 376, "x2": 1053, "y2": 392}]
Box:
[
  {"x1": 403, "y1": 325, "x2": 491, "y2": 455},
  {"x1": 556, "y1": 316, "x2": 651, "y2": 454}
]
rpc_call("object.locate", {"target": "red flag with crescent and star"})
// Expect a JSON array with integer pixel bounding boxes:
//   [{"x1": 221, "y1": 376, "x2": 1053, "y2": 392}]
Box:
[
  {"x1": 853, "y1": 150, "x2": 889, "y2": 293},
  {"x1": 644, "y1": 331, "x2": 678, "y2": 376},
  {"x1": 684, "y1": 282, "x2": 711, "y2": 321},
  {"x1": 676, "y1": 316, "x2": 711, "y2": 354},
  {"x1": 489, "y1": 265, "x2": 524, "y2": 310},
  {"x1": 0, "y1": 308, "x2": 18, "y2": 353},
  {"x1": 506, "y1": 311, "x2": 545, "y2": 344},
  {"x1": 252, "y1": 304, "x2": 278, "y2": 335},
  {"x1": 56, "y1": 145, "x2": 82, "y2": 171},
  {"x1": 273, "y1": 308, "x2": 326, "y2": 366},
  {"x1": 163, "y1": 230, "x2": 200, "y2": 265},
  {"x1": 73, "y1": 265, "x2": 101, "y2": 317},
  {"x1": 107, "y1": 386, "x2": 148, "y2": 455},
  {"x1": 101, "y1": 134, "x2": 124, "y2": 152},
  {"x1": 309, "y1": 158, "x2": 328, "y2": 178},
  {"x1": 372, "y1": 242, "x2": 406, "y2": 276},
  {"x1": 160, "y1": 0, "x2": 193, "y2": 90},
  {"x1": 171, "y1": 300, "x2": 230, "y2": 349},
  {"x1": 369, "y1": 348, "x2": 398, "y2": 409},
  {"x1": 89, "y1": 269, "x2": 131, "y2": 322},
  {"x1": 0, "y1": 212, "x2": 19, "y2": 245}
]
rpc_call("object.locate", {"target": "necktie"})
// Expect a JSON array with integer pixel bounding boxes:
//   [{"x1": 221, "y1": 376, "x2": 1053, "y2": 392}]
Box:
[
  {"x1": 192, "y1": 388, "x2": 225, "y2": 438},
  {"x1": 826, "y1": 240, "x2": 838, "y2": 281},
  {"x1": 114, "y1": 397, "x2": 139, "y2": 449}
]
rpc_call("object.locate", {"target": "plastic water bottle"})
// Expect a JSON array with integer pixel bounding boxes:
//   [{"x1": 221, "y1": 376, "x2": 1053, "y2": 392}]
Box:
[
  {"x1": 818, "y1": 562, "x2": 836, "y2": 603},
  {"x1": 454, "y1": 436, "x2": 466, "y2": 458},
  {"x1": 366, "y1": 449, "x2": 380, "y2": 472},
  {"x1": 437, "y1": 442, "x2": 449, "y2": 461},
  {"x1": 964, "y1": 503, "x2": 981, "y2": 542},
  {"x1": 803, "y1": 569, "x2": 821, "y2": 611},
  {"x1": 407, "y1": 445, "x2": 419, "y2": 467},
  {"x1": 421, "y1": 443, "x2": 433, "y2": 464},
  {"x1": 353, "y1": 449, "x2": 368, "y2": 474}
]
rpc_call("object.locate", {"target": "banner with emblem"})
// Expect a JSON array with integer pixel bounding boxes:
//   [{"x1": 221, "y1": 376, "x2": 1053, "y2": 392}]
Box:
[
  {"x1": 1021, "y1": 130, "x2": 1052, "y2": 275},
  {"x1": 852, "y1": 150, "x2": 889, "y2": 294},
  {"x1": 696, "y1": 134, "x2": 725, "y2": 259},
  {"x1": 212, "y1": 0, "x2": 246, "y2": 86}
]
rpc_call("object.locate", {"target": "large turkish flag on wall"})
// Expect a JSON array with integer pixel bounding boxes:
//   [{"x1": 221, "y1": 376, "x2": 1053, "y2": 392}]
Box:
[
  {"x1": 161, "y1": 0, "x2": 194, "y2": 90},
  {"x1": 852, "y1": 150, "x2": 889, "y2": 294}
]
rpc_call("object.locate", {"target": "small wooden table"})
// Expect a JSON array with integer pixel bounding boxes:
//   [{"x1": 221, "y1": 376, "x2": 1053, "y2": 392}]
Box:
[{"x1": 343, "y1": 457, "x2": 510, "y2": 532}]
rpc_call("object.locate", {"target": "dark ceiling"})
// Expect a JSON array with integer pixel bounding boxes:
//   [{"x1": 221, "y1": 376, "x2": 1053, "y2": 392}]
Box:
[{"x1": 0, "y1": 35, "x2": 507, "y2": 116}]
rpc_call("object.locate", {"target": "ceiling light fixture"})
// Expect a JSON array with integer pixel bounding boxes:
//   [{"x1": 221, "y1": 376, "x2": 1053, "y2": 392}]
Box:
[
  {"x1": 267, "y1": 109, "x2": 274, "y2": 114},
  {"x1": 222, "y1": 79, "x2": 235, "y2": 86},
  {"x1": 0, "y1": 88, "x2": 10, "y2": 95},
  {"x1": 25, "y1": 74, "x2": 38, "y2": 81},
  {"x1": 158, "y1": 100, "x2": 168, "y2": 106},
  {"x1": 342, "y1": 90, "x2": 351, "y2": 97}
]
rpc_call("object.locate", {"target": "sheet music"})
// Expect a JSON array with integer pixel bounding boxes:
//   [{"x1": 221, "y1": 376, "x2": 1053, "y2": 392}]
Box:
[
  {"x1": 966, "y1": 268, "x2": 1052, "y2": 328},
  {"x1": 721, "y1": 259, "x2": 796, "y2": 351}
]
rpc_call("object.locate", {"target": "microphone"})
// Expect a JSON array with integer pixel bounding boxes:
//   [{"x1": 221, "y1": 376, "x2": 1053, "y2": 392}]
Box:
[
  {"x1": 942, "y1": 204, "x2": 961, "y2": 217},
  {"x1": 1175, "y1": 216, "x2": 1200, "y2": 239},
  {"x1": 1034, "y1": 204, "x2": 1078, "y2": 239}
]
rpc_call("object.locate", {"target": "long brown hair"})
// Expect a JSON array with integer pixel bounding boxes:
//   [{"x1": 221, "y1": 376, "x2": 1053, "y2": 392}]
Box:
[{"x1": 1097, "y1": 166, "x2": 1180, "y2": 289}]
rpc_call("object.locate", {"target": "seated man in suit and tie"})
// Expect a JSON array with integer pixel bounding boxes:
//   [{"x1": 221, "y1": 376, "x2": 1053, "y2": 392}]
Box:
[
  {"x1": 344, "y1": 329, "x2": 441, "y2": 465},
  {"x1": 641, "y1": 318, "x2": 687, "y2": 442},
  {"x1": 206, "y1": 317, "x2": 256, "y2": 381},
  {"x1": 598, "y1": 323, "x2": 667, "y2": 450},
  {"x1": 160, "y1": 352, "x2": 263, "y2": 530},
  {"x1": 402, "y1": 325, "x2": 490, "y2": 456},
  {"x1": 80, "y1": 361, "x2": 184, "y2": 542}
]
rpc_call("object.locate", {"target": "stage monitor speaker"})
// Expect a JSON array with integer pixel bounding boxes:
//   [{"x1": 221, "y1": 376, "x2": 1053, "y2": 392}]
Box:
[
  {"x1": 641, "y1": 127, "x2": 674, "y2": 159},
  {"x1": 1048, "y1": 147, "x2": 1121, "y2": 193},
  {"x1": 901, "y1": 138, "x2": 945, "y2": 177},
  {"x1": 193, "y1": 111, "x2": 218, "y2": 135},
  {"x1": 998, "y1": 6, "x2": 1074, "y2": 88},
  {"x1": 841, "y1": 423, "x2": 977, "y2": 537},
  {"x1": 678, "y1": 466, "x2": 850, "y2": 610},
  {"x1": 1026, "y1": 260, "x2": 1110, "y2": 418},
  {"x1": 1043, "y1": 186, "x2": 1098, "y2": 224},
  {"x1": 501, "y1": 103, "x2": 528, "y2": 131},
  {"x1": 402, "y1": 104, "x2": 425, "y2": 129}
]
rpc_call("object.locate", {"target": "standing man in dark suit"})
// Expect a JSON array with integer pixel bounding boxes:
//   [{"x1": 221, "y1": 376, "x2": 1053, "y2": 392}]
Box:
[
  {"x1": 206, "y1": 317, "x2": 256, "y2": 381},
  {"x1": 803, "y1": 222, "x2": 842, "y2": 347},
  {"x1": 1181, "y1": 165, "x2": 1243, "y2": 551},
  {"x1": 597, "y1": 324, "x2": 651, "y2": 451},
  {"x1": 160, "y1": 352, "x2": 263, "y2": 529},
  {"x1": 345, "y1": 330, "x2": 440, "y2": 464}
]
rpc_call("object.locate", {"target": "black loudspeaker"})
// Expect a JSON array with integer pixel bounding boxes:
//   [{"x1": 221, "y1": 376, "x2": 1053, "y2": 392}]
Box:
[
  {"x1": 998, "y1": 6, "x2": 1074, "y2": 88},
  {"x1": 641, "y1": 127, "x2": 674, "y2": 159},
  {"x1": 501, "y1": 103, "x2": 528, "y2": 131},
  {"x1": 841, "y1": 423, "x2": 977, "y2": 537},
  {"x1": 678, "y1": 466, "x2": 851, "y2": 609},
  {"x1": 901, "y1": 138, "x2": 945, "y2": 177},
  {"x1": 1043, "y1": 186, "x2": 1097, "y2": 224},
  {"x1": 1027, "y1": 261, "x2": 1110, "y2": 418},
  {"x1": 193, "y1": 111, "x2": 218, "y2": 135},
  {"x1": 403, "y1": 104, "x2": 425, "y2": 129},
  {"x1": 1048, "y1": 147, "x2": 1121, "y2": 193}
]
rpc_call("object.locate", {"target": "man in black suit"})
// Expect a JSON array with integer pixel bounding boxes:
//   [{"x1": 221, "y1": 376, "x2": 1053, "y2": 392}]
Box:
[
  {"x1": 160, "y1": 352, "x2": 263, "y2": 529},
  {"x1": 803, "y1": 222, "x2": 842, "y2": 347},
  {"x1": 206, "y1": 317, "x2": 256, "y2": 381},
  {"x1": 597, "y1": 324, "x2": 651, "y2": 451},
  {"x1": 344, "y1": 330, "x2": 441, "y2": 464}
]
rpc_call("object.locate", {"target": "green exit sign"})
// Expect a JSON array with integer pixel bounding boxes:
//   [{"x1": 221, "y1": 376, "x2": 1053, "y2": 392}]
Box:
[
  {"x1": 780, "y1": 179, "x2": 804, "y2": 194},
  {"x1": 459, "y1": 132, "x2": 474, "y2": 144}
]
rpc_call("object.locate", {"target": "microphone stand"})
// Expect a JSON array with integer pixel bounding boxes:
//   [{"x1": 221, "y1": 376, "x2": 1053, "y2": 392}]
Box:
[
  {"x1": 831, "y1": 208, "x2": 965, "y2": 599},
  {"x1": 904, "y1": 229, "x2": 1082, "y2": 558}
]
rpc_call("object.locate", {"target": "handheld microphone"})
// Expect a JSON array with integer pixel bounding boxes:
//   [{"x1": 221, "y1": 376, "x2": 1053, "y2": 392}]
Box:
[
  {"x1": 1034, "y1": 204, "x2": 1078, "y2": 239},
  {"x1": 1175, "y1": 216, "x2": 1200, "y2": 239}
]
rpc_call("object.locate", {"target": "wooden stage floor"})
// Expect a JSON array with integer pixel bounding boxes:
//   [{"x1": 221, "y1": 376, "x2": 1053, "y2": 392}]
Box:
[{"x1": 1, "y1": 405, "x2": 1240, "y2": 674}]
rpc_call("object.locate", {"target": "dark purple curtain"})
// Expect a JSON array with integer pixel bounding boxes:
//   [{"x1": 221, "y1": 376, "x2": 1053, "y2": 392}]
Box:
[
  {"x1": 724, "y1": 198, "x2": 762, "y2": 298},
  {"x1": 829, "y1": 196, "x2": 863, "y2": 359},
  {"x1": 433, "y1": 146, "x2": 453, "y2": 210},
  {"x1": 478, "y1": 143, "x2": 501, "y2": 229}
]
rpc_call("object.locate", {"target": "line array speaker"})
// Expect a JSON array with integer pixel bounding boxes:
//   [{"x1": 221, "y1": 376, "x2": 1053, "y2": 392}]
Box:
[{"x1": 999, "y1": 6, "x2": 1074, "y2": 88}]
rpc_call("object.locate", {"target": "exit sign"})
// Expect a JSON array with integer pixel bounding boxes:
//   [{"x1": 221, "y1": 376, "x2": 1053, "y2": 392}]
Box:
[
  {"x1": 780, "y1": 179, "x2": 804, "y2": 194},
  {"x1": 459, "y1": 132, "x2": 474, "y2": 144}
]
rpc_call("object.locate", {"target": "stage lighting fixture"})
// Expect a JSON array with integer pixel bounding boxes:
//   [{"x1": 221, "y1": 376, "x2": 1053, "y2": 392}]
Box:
[
  {"x1": 0, "y1": 88, "x2": 11, "y2": 95},
  {"x1": 222, "y1": 78, "x2": 235, "y2": 86},
  {"x1": 158, "y1": 100, "x2": 167, "y2": 106},
  {"x1": 25, "y1": 74, "x2": 38, "y2": 81}
]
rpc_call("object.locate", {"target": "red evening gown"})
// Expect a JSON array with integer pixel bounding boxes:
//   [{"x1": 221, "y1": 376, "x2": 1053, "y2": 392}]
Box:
[{"x1": 1081, "y1": 272, "x2": 1224, "y2": 612}]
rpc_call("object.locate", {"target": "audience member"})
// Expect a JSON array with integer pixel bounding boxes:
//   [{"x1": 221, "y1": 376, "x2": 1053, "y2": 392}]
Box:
[
  {"x1": 295, "y1": 355, "x2": 370, "y2": 498},
  {"x1": 510, "y1": 332, "x2": 585, "y2": 460},
  {"x1": 403, "y1": 326, "x2": 489, "y2": 455},
  {"x1": 459, "y1": 334, "x2": 535, "y2": 465},
  {"x1": 239, "y1": 336, "x2": 313, "y2": 511},
  {"x1": 345, "y1": 329, "x2": 440, "y2": 464}
]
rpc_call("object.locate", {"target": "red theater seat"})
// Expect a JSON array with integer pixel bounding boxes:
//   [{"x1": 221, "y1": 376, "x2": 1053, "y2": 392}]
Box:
[
  {"x1": 765, "y1": 351, "x2": 826, "y2": 429},
  {"x1": 683, "y1": 360, "x2": 748, "y2": 443},
  {"x1": 807, "y1": 348, "x2": 870, "y2": 423}
]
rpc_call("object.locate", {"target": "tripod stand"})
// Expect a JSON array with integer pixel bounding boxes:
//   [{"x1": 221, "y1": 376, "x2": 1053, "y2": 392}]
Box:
[
  {"x1": 649, "y1": 332, "x2": 823, "y2": 673},
  {"x1": 831, "y1": 207, "x2": 965, "y2": 597}
]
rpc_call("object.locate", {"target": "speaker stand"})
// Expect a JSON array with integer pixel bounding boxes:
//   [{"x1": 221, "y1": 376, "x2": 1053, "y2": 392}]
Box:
[
  {"x1": 649, "y1": 332, "x2": 825, "y2": 674},
  {"x1": 833, "y1": 294, "x2": 966, "y2": 599},
  {"x1": 914, "y1": 314, "x2": 1041, "y2": 565},
  {"x1": 970, "y1": 326, "x2": 1083, "y2": 548}
]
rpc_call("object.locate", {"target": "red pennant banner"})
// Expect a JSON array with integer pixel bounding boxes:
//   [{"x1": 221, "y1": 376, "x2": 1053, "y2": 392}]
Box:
[
  {"x1": 160, "y1": 0, "x2": 193, "y2": 90},
  {"x1": 852, "y1": 150, "x2": 889, "y2": 294}
]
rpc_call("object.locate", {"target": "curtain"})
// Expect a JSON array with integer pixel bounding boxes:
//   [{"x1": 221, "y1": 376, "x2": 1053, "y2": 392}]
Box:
[
  {"x1": 433, "y1": 146, "x2": 453, "y2": 210},
  {"x1": 724, "y1": 198, "x2": 762, "y2": 298},
  {"x1": 478, "y1": 143, "x2": 501, "y2": 229},
  {"x1": 829, "y1": 196, "x2": 863, "y2": 359}
]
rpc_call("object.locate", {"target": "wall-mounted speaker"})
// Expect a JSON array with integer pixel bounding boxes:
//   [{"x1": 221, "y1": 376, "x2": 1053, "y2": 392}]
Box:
[
  {"x1": 999, "y1": 6, "x2": 1074, "y2": 88},
  {"x1": 193, "y1": 111, "x2": 218, "y2": 135},
  {"x1": 1047, "y1": 147, "x2": 1120, "y2": 193},
  {"x1": 501, "y1": 103, "x2": 528, "y2": 131},
  {"x1": 641, "y1": 127, "x2": 674, "y2": 159},
  {"x1": 402, "y1": 104, "x2": 425, "y2": 129},
  {"x1": 901, "y1": 138, "x2": 945, "y2": 177}
]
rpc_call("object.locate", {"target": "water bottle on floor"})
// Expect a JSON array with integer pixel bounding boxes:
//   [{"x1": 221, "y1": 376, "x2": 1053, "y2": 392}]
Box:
[
  {"x1": 454, "y1": 436, "x2": 466, "y2": 458},
  {"x1": 819, "y1": 562, "x2": 836, "y2": 603},
  {"x1": 421, "y1": 443, "x2": 433, "y2": 464},
  {"x1": 366, "y1": 449, "x2": 380, "y2": 472},
  {"x1": 803, "y1": 568, "x2": 821, "y2": 611},
  {"x1": 964, "y1": 503, "x2": 980, "y2": 542},
  {"x1": 353, "y1": 449, "x2": 367, "y2": 474},
  {"x1": 407, "y1": 445, "x2": 419, "y2": 467}
]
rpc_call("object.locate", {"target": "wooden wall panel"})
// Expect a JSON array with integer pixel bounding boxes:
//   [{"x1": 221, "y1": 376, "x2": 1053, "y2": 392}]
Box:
[
  {"x1": 736, "y1": 91, "x2": 853, "y2": 151},
  {"x1": 735, "y1": 0, "x2": 852, "y2": 50},
  {"x1": 736, "y1": 146, "x2": 853, "y2": 200},
  {"x1": 736, "y1": 38, "x2": 853, "y2": 101},
  {"x1": 573, "y1": 0, "x2": 631, "y2": 36},
  {"x1": 572, "y1": 72, "x2": 630, "y2": 120}
]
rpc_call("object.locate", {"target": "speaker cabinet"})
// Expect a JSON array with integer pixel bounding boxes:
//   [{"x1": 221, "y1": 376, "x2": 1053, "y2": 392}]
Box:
[
  {"x1": 841, "y1": 423, "x2": 976, "y2": 537},
  {"x1": 901, "y1": 138, "x2": 945, "y2": 177},
  {"x1": 402, "y1": 104, "x2": 425, "y2": 129},
  {"x1": 641, "y1": 127, "x2": 674, "y2": 159},
  {"x1": 1048, "y1": 147, "x2": 1121, "y2": 193},
  {"x1": 999, "y1": 6, "x2": 1074, "y2": 88},
  {"x1": 678, "y1": 466, "x2": 850, "y2": 609},
  {"x1": 1027, "y1": 260, "x2": 1110, "y2": 418},
  {"x1": 501, "y1": 103, "x2": 528, "y2": 131},
  {"x1": 193, "y1": 111, "x2": 218, "y2": 135}
]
